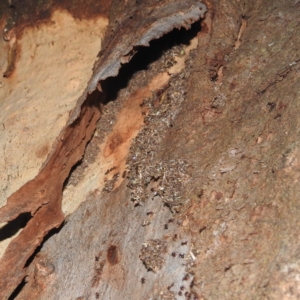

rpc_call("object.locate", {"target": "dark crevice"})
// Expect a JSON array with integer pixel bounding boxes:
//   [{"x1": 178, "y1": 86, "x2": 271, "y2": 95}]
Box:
[
  {"x1": 61, "y1": 88, "x2": 103, "y2": 189},
  {"x1": 101, "y1": 21, "x2": 201, "y2": 103},
  {"x1": 8, "y1": 278, "x2": 26, "y2": 300},
  {"x1": 8, "y1": 225, "x2": 65, "y2": 300},
  {"x1": 0, "y1": 212, "x2": 31, "y2": 242},
  {"x1": 24, "y1": 222, "x2": 65, "y2": 268},
  {"x1": 62, "y1": 158, "x2": 83, "y2": 190}
]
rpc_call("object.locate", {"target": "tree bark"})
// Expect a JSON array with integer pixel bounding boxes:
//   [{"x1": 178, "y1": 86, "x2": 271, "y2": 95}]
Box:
[{"x1": 1, "y1": 0, "x2": 300, "y2": 299}]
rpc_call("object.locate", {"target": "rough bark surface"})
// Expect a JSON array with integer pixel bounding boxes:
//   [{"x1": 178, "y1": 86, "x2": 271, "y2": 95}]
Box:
[
  {"x1": 0, "y1": 0, "x2": 207, "y2": 299},
  {"x1": 1, "y1": 0, "x2": 300, "y2": 299}
]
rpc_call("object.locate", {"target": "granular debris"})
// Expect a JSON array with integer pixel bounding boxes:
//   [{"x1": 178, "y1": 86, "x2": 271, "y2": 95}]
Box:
[
  {"x1": 126, "y1": 70, "x2": 191, "y2": 210},
  {"x1": 139, "y1": 239, "x2": 167, "y2": 272}
]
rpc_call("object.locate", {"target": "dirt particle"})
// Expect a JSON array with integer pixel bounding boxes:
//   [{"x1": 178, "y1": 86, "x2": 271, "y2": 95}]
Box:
[
  {"x1": 215, "y1": 192, "x2": 223, "y2": 200},
  {"x1": 267, "y1": 102, "x2": 276, "y2": 112},
  {"x1": 92, "y1": 259, "x2": 105, "y2": 287},
  {"x1": 107, "y1": 245, "x2": 118, "y2": 266}
]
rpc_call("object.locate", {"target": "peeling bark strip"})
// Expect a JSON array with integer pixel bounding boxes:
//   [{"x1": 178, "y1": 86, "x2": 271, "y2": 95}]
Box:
[
  {"x1": 0, "y1": 94, "x2": 102, "y2": 299},
  {"x1": 0, "y1": 1, "x2": 207, "y2": 298}
]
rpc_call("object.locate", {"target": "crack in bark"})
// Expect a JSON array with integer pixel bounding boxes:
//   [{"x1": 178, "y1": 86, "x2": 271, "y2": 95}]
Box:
[
  {"x1": 0, "y1": 1, "x2": 207, "y2": 298},
  {"x1": 257, "y1": 59, "x2": 300, "y2": 94}
]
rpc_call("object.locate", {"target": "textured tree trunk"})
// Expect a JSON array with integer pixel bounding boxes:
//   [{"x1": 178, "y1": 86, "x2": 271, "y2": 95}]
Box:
[{"x1": 1, "y1": 0, "x2": 300, "y2": 299}]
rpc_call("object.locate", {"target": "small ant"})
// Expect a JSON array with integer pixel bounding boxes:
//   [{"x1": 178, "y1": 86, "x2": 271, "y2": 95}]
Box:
[
  {"x1": 211, "y1": 74, "x2": 218, "y2": 82},
  {"x1": 183, "y1": 274, "x2": 190, "y2": 281}
]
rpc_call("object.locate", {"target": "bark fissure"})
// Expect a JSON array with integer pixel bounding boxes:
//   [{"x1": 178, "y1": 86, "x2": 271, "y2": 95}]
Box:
[{"x1": 0, "y1": 1, "x2": 207, "y2": 298}]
